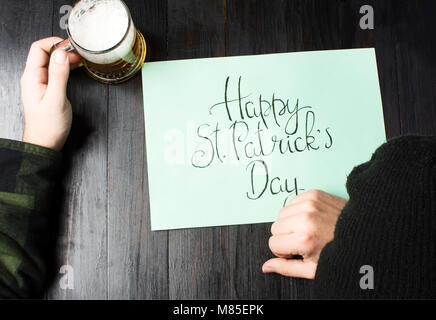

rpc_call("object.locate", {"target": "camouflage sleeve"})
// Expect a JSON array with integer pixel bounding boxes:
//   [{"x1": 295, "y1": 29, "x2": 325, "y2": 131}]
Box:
[{"x1": 0, "y1": 138, "x2": 61, "y2": 299}]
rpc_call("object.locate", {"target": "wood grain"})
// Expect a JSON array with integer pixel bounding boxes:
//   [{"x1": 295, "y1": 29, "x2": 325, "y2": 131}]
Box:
[
  {"x1": 393, "y1": 0, "x2": 436, "y2": 135},
  {"x1": 47, "y1": 0, "x2": 109, "y2": 300},
  {"x1": 225, "y1": 0, "x2": 315, "y2": 299},
  {"x1": 106, "y1": 0, "x2": 169, "y2": 299},
  {"x1": 166, "y1": 0, "x2": 235, "y2": 300},
  {"x1": 0, "y1": 0, "x2": 53, "y2": 141}
]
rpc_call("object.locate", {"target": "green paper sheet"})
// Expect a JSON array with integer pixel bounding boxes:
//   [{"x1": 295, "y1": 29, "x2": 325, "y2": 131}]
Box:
[{"x1": 142, "y1": 48, "x2": 386, "y2": 231}]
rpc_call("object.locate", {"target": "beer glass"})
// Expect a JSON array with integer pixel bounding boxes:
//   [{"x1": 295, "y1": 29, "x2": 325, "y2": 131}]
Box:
[{"x1": 54, "y1": 0, "x2": 148, "y2": 84}]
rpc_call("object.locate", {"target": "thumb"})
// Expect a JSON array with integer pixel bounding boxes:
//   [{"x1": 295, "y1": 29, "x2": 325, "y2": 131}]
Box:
[
  {"x1": 262, "y1": 258, "x2": 317, "y2": 279},
  {"x1": 44, "y1": 49, "x2": 70, "y2": 108}
]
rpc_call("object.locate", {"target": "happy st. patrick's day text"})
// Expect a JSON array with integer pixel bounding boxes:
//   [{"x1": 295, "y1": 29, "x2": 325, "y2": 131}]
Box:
[{"x1": 191, "y1": 76, "x2": 333, "y2": 206}]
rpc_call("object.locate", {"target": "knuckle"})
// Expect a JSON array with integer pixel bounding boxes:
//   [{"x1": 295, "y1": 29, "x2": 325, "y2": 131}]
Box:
[
  {"x1": 268, "y1": 236, "x2": 275, "y2": 250},
  {"x1": 307, "y1": 189, "x2": 323, "y2": 200},
  {"x1": 306, "y1": 200, "x2": 319, "y2": 212},
  {"x1": 307, "y1": 263, "x2": 317, "y2": 279},
  {"x1": 302, "y1": 211, "x2": 315, "y2": 224},
  {"x1": 268, "y1": 236, "x2": 280, "y2": 253},
  {"x1": 29, "y1": 41, "x2": 39, "y2": 51},
  {"x1": 278, "y1": 206, "x2": 291, "y2": 219},
  {"x1": 301, "y1": 233, "x2": 313, "y2": 244},
  {"x1": 270, "y1": 222, "x2": 277, "y2": 235},
  {"x1": 290, "y1": 192, "x2": 303, "y2": 201},
  {"x1": 301, "y1": 233, "x2": 317, "y2": 252},
  {"x1": 306, "y1": 223, "x2": 317, "y2": 236},
  {"x1": 300, "y1": 233, "x2": 315, "y2": 250},
  {"x1": 302, "y1": 213, "x2": 319, "y2": 236}
]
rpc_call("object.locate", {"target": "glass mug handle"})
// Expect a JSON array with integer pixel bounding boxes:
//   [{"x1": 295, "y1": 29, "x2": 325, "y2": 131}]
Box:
[{"x1": 50, "y1": 39, "x2": 84, "y2": 68}]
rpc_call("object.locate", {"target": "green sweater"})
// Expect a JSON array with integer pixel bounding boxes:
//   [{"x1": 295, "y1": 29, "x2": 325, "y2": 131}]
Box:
[{"x1": 0, "y1": 138, "x2": 60, "y2": 299}]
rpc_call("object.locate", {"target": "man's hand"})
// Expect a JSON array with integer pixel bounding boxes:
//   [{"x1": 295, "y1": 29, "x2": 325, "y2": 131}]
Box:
[
  {"x1": 262, "y1": 190, "x2": 347, "y2": 279},
  {"x1": 21, "y1": 37, "x2": 82, "y2": 151}
]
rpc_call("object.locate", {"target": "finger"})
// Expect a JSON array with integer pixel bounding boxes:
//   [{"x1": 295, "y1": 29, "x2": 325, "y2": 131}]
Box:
[
  {"x1": 278, "y1": 200, "x2": 322, "y2": 220},
  {"x1": 43, "y1": 49, "x2": 70, "y2": 108},
  {"x1": 271, "y1": 213, "x2": 312, "y2": 236},
  {"x1": 68, "y1": 52, "x2": 83, "y2": 68},
  {"x1": 279, "y1": 191, "x2": 347, "y2": 220},
  {"x1": 268, "y1": 234, "x2": 311, "y2": 257},
  {"x1": 324, "y1": 193, "x2": 348, "y2": 211},
  {"x1": 25, "y1": 37, "x2": 64, "y2": 71},
  {"x1": 23, "y1": 38, "x2": 82, "y2": 83},
  {"x1": 277, "y1": 190, "x2": 325, "y2": 220},
  {"x1": 262, "y1": 258, "x2": 317, "y2": 279},
  {"x1": 292, "y1": 190, "x2": 347, "y2": 211},
  {"x1": 289, "y1": 190, "x2": 325, "y2": 206},
  {"x1": 22, "y1": 37, "x2": 65, "y2": 87}
]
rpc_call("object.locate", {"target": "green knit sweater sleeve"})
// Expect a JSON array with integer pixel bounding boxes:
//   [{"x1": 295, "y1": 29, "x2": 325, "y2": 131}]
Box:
[{"x1": 0, "y1": 138, "x2": 61, "y2": 299}]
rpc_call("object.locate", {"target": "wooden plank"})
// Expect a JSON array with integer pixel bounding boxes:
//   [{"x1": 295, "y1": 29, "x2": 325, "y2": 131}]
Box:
[
  {"x1": 166, "y1": 0, "x2": 237, "y2": 299},
  {"x1": 342, "y1": 0, "x2": 403, "y2": 139},
  {"x1": 331, "y1": 0, "x2": 435, "y2": 137},
  {"x1": 107, "y1": 0, "x2": 169, "y2": 299},
  {"x1": 225, "y1": 0, "x2": 315, "y2": 299},
  {"x1": 306, "y1": 0, "x2": 403, "y2": 138},
  {"x1": 393, "y1": 0, "x2": 436, "y2": 135},
  {"x1": 368, "y1": 0, "x2": 402, "y2": 138},
  {"x1": 0, "y1": 0, "x2": 53, "y2": 141},
  {"x1": 47, "y1": 0, "x2": 109, "y2": 299}
]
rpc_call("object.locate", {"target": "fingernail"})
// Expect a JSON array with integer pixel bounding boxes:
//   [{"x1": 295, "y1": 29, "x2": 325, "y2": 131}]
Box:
[
  {"x1": 53, "y1": 50, "x2": 68, "y2": 65},
  {"x1": 262, "y1": 264, "x2": 274, "y2": 273}
]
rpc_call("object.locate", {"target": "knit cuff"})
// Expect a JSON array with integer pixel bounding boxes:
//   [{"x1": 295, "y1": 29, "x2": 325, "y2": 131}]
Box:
[{"x1": 345, "y1": 135, "x2": 436, "y2": 216}]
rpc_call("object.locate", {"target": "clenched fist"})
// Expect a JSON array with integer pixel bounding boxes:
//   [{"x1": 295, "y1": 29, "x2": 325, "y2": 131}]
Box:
[{"x1": 263, "y1": 190, "x2": 347, "y2": 279}]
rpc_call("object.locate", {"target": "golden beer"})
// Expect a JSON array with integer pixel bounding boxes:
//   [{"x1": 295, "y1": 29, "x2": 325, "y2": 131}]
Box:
[{"x1": 55, "y1": 0, "x2": 147, "y2": 84}]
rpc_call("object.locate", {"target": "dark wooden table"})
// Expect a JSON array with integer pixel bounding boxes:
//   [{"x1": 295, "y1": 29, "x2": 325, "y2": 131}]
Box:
[{"x1": 0, "y1": 0, "x2": 435, "y2": 299}]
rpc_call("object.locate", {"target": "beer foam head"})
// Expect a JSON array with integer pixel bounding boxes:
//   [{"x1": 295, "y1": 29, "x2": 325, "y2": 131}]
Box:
[
  {"x1": 68, "y1": 0, "x2": 136, "y2": 64},
  {"x1": 68, "y1": 0, "x2": 135, "y2": 64}
]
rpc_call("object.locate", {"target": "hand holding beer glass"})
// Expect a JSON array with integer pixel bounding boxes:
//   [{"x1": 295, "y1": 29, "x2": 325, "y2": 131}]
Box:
[{"x1": 54, "y1": 0, "x2": 148, "y2": 84}]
